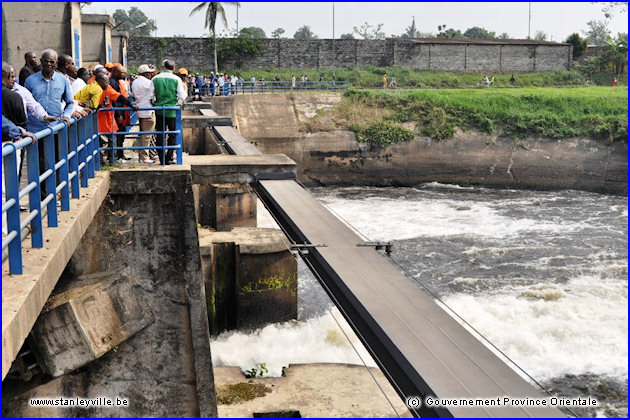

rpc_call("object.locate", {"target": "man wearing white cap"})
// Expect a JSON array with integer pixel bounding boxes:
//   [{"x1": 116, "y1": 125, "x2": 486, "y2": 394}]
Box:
[{"x1": 131, "y1": 64, "x2": 157, "y2": 163}]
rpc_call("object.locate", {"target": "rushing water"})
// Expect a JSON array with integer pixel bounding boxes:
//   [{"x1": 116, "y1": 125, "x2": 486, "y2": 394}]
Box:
[{"x1": 210, "y1": 183, "x2": 628, "y2": 417}]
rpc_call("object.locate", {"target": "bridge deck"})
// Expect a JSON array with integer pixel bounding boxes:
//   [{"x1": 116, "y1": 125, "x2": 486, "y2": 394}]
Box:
[{"x1": 256, "y1": 179, "x2": 564, "y2": 417}]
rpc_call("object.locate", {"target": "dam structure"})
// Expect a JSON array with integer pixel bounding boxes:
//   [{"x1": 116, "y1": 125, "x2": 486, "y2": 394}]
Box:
[{"x1": 2, "y1": 103, "x2": 566, "y2": 417}]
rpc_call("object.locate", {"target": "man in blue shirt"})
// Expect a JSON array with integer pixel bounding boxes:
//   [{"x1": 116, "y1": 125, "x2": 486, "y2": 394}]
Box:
[
  {"x1": 24, "y1": 49, "x2": 74, "y2": 188},
  {"x1": 24, "y1": 49, "x2": 73, "y2": 133}
]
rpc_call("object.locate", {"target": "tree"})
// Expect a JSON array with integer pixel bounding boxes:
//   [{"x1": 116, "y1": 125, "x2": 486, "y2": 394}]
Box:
[
  {"x1": 437, "y1": 25, "x2": 463, "y2": 38},
  {"x1": 499, "y1": 32, "x2": 511, "y2": 40},
  {"x1": 565, "y1": 33, "x2": 588, "y2": 59},
  {"x1": 340, "y1": 33, "x2": 355, "y2": 39},
  {"x1": 271, "y1": 28, "x2": 285, "y2": 39},
  {"x1": 598, "y1": 2, "x2": 628, "y2": 19},
  {"x1": 189, "y1": 2, "x2": 240, "y2": 73},
  {"x1": 463, "y1": 26, "x2": 496, "y2": 39},
  {"x1": 583, "y1": 20, "x2": 611, "y2": 46},
  {"x1": 294, "y1": 25, "x2": 317, "y2": 39},
  {"x1": 239, "y1": 26, "x2": 266, "y2": 38},
  {"x1": 534, "y1": 30, "x2": 548, "y2": 41},
  {"x1": 112, "y1": 7, "x2": 157, "y2": 36},
  {"x1": 402, "y1": 16, "x2": 418, "y2": 38},
  {"x1": 353, "y1": 22, "x2": 386, "y2": 40},
  {"x1": 216, "y1": 30, "x2": 263, "y2": 68},
  {"x1": 602, "y1": 33, "x2": 628, "y2": 76}
]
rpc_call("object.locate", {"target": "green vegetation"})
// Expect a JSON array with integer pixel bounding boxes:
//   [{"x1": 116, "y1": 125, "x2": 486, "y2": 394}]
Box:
[
  {"x1": 216, "y1": 382, "x2": 272, "y2": 405},
  {"x1": 305, "y1": 87, "x2": 627, "y2": 143},
  {"x1": 164, "y1": 65, "x2": 626, "y2": 88}
]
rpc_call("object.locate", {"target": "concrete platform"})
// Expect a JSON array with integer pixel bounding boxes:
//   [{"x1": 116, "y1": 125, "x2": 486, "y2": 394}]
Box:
[
  {"x1": 213, "y1": 126, "x2": 263, "y2": 156},
  {"x1": 198, "y1": 227, "x2": 290, "y2": 254},
  {"x1": 214, "y1": 364, "x2": 411, "y2": 418},
  {"x1": 186, "y1": 154, "x2": 297, "y2": 184},
  {"x1": 183, "y1": 114, "x2": 233, "y2": 127},
  {"x1": 2, "y1": 171, "x2": 111, "y2": 380}
]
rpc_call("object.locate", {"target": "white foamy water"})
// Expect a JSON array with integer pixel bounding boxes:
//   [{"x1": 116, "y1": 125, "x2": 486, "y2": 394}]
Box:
[
  {"x1": 443, "y1": 274, "x2": 628, "y2": 381},
  {"x1": 317, "y1": 193, "x2": 581, "y2": 242},
  {"x1": 211, "y1": 307, "x2": 376, "y2": 377}
]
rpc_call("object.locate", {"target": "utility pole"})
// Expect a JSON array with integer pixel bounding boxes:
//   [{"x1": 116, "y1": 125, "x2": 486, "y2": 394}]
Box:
[
  {"x1": 527, "y1": 2, "x2": 531, "y2": 39},
  {"x1": 236, "y1": 6, "x2": 239, "y2": 34}
]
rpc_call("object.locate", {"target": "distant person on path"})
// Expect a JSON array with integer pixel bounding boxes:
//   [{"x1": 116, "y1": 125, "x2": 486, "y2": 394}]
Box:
[
  {"x1": 388, "y1": 75, "x2": 397, "y2": 88},
  {"x1": 612, "y1": 77, "x2": 617, "y2": 87},
  {"x1": 291, "y1": 75, "x2": 296, "y2": 90},
  {"x1": 490, "y1": 75, "x2": 495, "y2": 86},
  {"x1": 509, "y1": 74, "x2": 516, "y2": 86},
  {"x1": 382, "y1": 74, "x2": 388, "y2": 89},
  {"x1": 149, "y1": 59, "x2": 187, "y2": 165},
  {"x1": 19, "y1": 52, "x2": 40, "y2": 87}
]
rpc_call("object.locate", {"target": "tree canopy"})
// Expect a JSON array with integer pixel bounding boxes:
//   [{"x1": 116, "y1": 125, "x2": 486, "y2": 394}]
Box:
[
  {"x1": 112, "y1": 7, "x2": 157, "y2": 36},
  {"x1": 463, "y1": 26, "x2": 496, "y2": 39},
  {"x1": 565, "y1": 33, "x2": 587, "y2": 59},
  {"x1": 583, "y1": 20, "x2": 611, "y2": 46},
  {"x1": 239, "y1": 26, "x2": 266, "y2": 38},
  {"x1": 271, "y1": 28, "x2": 285, "y2": 39},
  {"x1": 353, "y1": 22, "x2": 386, "y2": 40},
  {"x1": 294, "y1": 25, "x2": 317, "y2": 39}
]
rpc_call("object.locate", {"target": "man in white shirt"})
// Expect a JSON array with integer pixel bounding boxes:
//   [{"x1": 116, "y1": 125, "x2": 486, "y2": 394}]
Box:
[{"x1": 131, "y1": 64, "x2": 156, "y2": 163}]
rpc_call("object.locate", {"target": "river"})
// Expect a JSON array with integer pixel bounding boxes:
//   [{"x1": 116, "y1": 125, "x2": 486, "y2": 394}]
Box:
[{"x1": 210, "y1": 183, "x2": 628, "y2": 417}]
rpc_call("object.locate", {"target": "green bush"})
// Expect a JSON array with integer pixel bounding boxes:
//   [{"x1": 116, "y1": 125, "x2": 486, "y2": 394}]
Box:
[
  {"x1": 353, "y1": 121, "x2": 415, "y2": 147},
  {"x1": 420, "y1": 107, "x2": 455, "y2": 140}
]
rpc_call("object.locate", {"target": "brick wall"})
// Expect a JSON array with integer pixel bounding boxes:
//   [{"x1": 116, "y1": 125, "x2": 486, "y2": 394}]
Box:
[{"x1": 128, "y1": 37, "x2": 571, "y2": 72}]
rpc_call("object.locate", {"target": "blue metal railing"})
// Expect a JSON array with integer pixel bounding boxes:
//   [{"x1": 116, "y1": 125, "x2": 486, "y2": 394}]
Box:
[
  {"x1": 2, "y1": 106, "x2": 183, "y2": 274},
  {"x1": 2, "y1": 113, "x2": 100, "y2": 274},
  {"x1": 197, "y1": 80, "x2": 349, "y2": 96},
  {"x1": 97, "y1": 106, "x2": 183, "y2": 165}
]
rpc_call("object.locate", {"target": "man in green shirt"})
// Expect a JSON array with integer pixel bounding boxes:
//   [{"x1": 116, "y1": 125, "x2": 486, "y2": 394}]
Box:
[{"x1": 148, "y1": 59, "x2": 187, "y2": 164}]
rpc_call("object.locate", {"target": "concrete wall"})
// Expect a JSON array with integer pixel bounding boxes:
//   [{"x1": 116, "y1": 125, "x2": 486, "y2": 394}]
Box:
[
  {"x1": 81, "y1": 14, "x2": 113, "y2": 67},
  {"x1": 211, "y1": 94, "x2": 626, "y2": 194},
  {"x1": 111, "y1": 30, "x2": 128, "y2": 68},
  {"x1": 128, "y1": 37, "x2": 572, "y2": 72},
  {"x1": 2, "y1": 169, "x2": 217, "y2": 417},
  {"x1": 2, "y1": 2, "x2": 80, "y2": 68}
]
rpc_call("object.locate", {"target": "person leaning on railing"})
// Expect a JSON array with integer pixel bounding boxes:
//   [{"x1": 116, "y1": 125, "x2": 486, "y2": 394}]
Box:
[
  {"x1": 75, "y1": 68, "x2": 137, "y2": 165},
  {"x1": 2, "y1": 115, "x2": 37, "y2": 235}
]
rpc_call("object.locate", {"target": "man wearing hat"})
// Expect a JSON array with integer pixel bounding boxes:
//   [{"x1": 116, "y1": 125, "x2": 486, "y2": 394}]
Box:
[{"x1": 131, "y1": 64, "x2": 157, "y2": 163}]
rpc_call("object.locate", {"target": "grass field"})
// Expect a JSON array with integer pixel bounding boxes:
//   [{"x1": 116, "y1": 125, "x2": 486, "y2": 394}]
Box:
[
  {"x1": 308, "y1": 87, "x2": 628, "y2": 142},
  {"x1": 173, "y1": 65, "x2": 626, "y2": 88}
]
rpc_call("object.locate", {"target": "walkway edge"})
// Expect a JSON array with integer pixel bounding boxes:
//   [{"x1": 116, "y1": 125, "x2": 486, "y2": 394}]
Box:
[{"x1": 2, "y1": 172, "x2": 112, "y2": 380}]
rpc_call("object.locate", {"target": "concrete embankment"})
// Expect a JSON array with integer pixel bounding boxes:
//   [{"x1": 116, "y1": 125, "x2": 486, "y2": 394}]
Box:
[
  {"x1": 210, "y1": 94, "x2": 627, "y2": 194},
  {"x1": 3, "y1": 168, "x2": 216, "y2": 417}
]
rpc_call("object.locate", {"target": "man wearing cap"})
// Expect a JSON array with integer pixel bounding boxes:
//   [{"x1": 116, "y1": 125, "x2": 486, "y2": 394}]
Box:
[
  {"x1": 131, "y1": 64, "x2": 157, "y2": 163},
  {"x1": 149, "y1": 59, "x2": 187, "y2": 165}
]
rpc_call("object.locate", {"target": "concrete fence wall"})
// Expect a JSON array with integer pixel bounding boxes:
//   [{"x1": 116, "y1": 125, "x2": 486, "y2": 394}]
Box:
[{"x1": 128, "y1": 37, "x2": 572, "y2": 72}]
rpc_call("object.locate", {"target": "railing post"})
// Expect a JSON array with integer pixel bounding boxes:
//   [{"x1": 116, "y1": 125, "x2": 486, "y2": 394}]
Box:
[
  {"x1": 161, "y1": 107, "x2": 166, "y2": 166},
  {"x1": 78, "y1": 116, "x2": 88, "y2": 187},
  {"x1": 92, "y1": 112, "x2": 100, "y2": 171},
  {"x1": 26, "y1": 139, "x2": 43, "y2": 249},
  {"x1": 176, "y1": 106, "x2": 183, "y2": 165},
  {"x1": 68, "y1": 118, "x2": 80, "y2": 198},
  {"x1": 85, "y1": 116, "x2": 95, "y2": 178},
  {"x1": 3, "y1": 147, "x2": 23, "y2": 274},
  {"x1": 57, "y1": 122, "x2": 70, "y2": 211},
  {"x1": 43, "y1": 129, "x2": 58, "y2": 228}
]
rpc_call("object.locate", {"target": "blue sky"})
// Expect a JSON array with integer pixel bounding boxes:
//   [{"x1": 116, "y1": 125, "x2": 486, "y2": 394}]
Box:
[{"x1": 83, "y1": 2, "x2": 628, "y2": 42}]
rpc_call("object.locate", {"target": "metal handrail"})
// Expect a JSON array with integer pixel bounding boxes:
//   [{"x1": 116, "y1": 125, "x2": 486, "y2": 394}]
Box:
[
  {"x1": 198, "y1": 80, "x2": 349, "y2": 96},
  {"x1": 97, "y1": 106, "x2": 183, "y2": 165},
  {"x1": 2, "y1": 106, "x2": 183, "y2": 274},
  {"x1": 2, "y1": 113, "x2": 100, "y2": 274}
]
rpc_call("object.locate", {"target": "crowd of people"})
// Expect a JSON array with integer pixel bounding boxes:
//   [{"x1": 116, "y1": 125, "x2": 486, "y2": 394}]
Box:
[{"x1": 2, "y1": 50, "x2": 190, "y2": 171}]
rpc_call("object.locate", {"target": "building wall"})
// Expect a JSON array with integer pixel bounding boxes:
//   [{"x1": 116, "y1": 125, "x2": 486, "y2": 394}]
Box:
[
  {"x1": 2, "y1": 2, "x2": 76, "y2": 69},
  {"x1": 128, "y1": 37, "x2": 572, "y2": 73},
  {"x1": 81, "y1": 23, "x2": 106, "y2": 65}
]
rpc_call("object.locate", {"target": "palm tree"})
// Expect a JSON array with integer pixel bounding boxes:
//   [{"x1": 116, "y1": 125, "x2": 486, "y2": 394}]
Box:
[
  {"x1": 293, "y1": 25, "x2": 318, "y2": 39},
  {"x1": 189, "y1": 2, "x2": 240, "y2": 73}
]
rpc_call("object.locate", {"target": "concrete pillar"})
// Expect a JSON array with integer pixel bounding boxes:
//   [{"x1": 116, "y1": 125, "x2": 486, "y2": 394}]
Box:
[
  {"x1": 193, "y1": 183, "x2": 257, "y2": 231},
  {"x1": 198, "y1": 227, "x2": 298, "y2": 335}
]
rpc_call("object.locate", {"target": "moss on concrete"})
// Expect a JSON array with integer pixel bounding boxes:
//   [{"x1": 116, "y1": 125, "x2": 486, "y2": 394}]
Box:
[{"x1": 216, "y1": 382, "x2": 272, "y2": 405}]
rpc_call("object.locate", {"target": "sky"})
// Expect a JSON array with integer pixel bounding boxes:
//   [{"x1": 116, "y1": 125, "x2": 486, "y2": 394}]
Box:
[{"x1": 82, "y1": 2, "x2": 628, "y2": 42}]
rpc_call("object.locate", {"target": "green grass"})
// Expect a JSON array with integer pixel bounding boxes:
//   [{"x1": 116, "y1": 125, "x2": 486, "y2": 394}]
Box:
[
  {"x1": 154, "y1": 65, "x2": 626, "y2": 88},
  {"x1": 335, "y1": 87, "x2": 627, "y2": 142}
]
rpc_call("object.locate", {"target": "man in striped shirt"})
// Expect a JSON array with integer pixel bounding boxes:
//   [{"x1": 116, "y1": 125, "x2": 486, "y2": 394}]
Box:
[{"x1": 148, "y1": 59, "x2": 187, "y2": 165}]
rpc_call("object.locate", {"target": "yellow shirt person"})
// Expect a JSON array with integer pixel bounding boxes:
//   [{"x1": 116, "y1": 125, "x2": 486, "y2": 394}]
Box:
[{"x1": 74, "y1": 81, "x2": 104, "y2": 109}]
